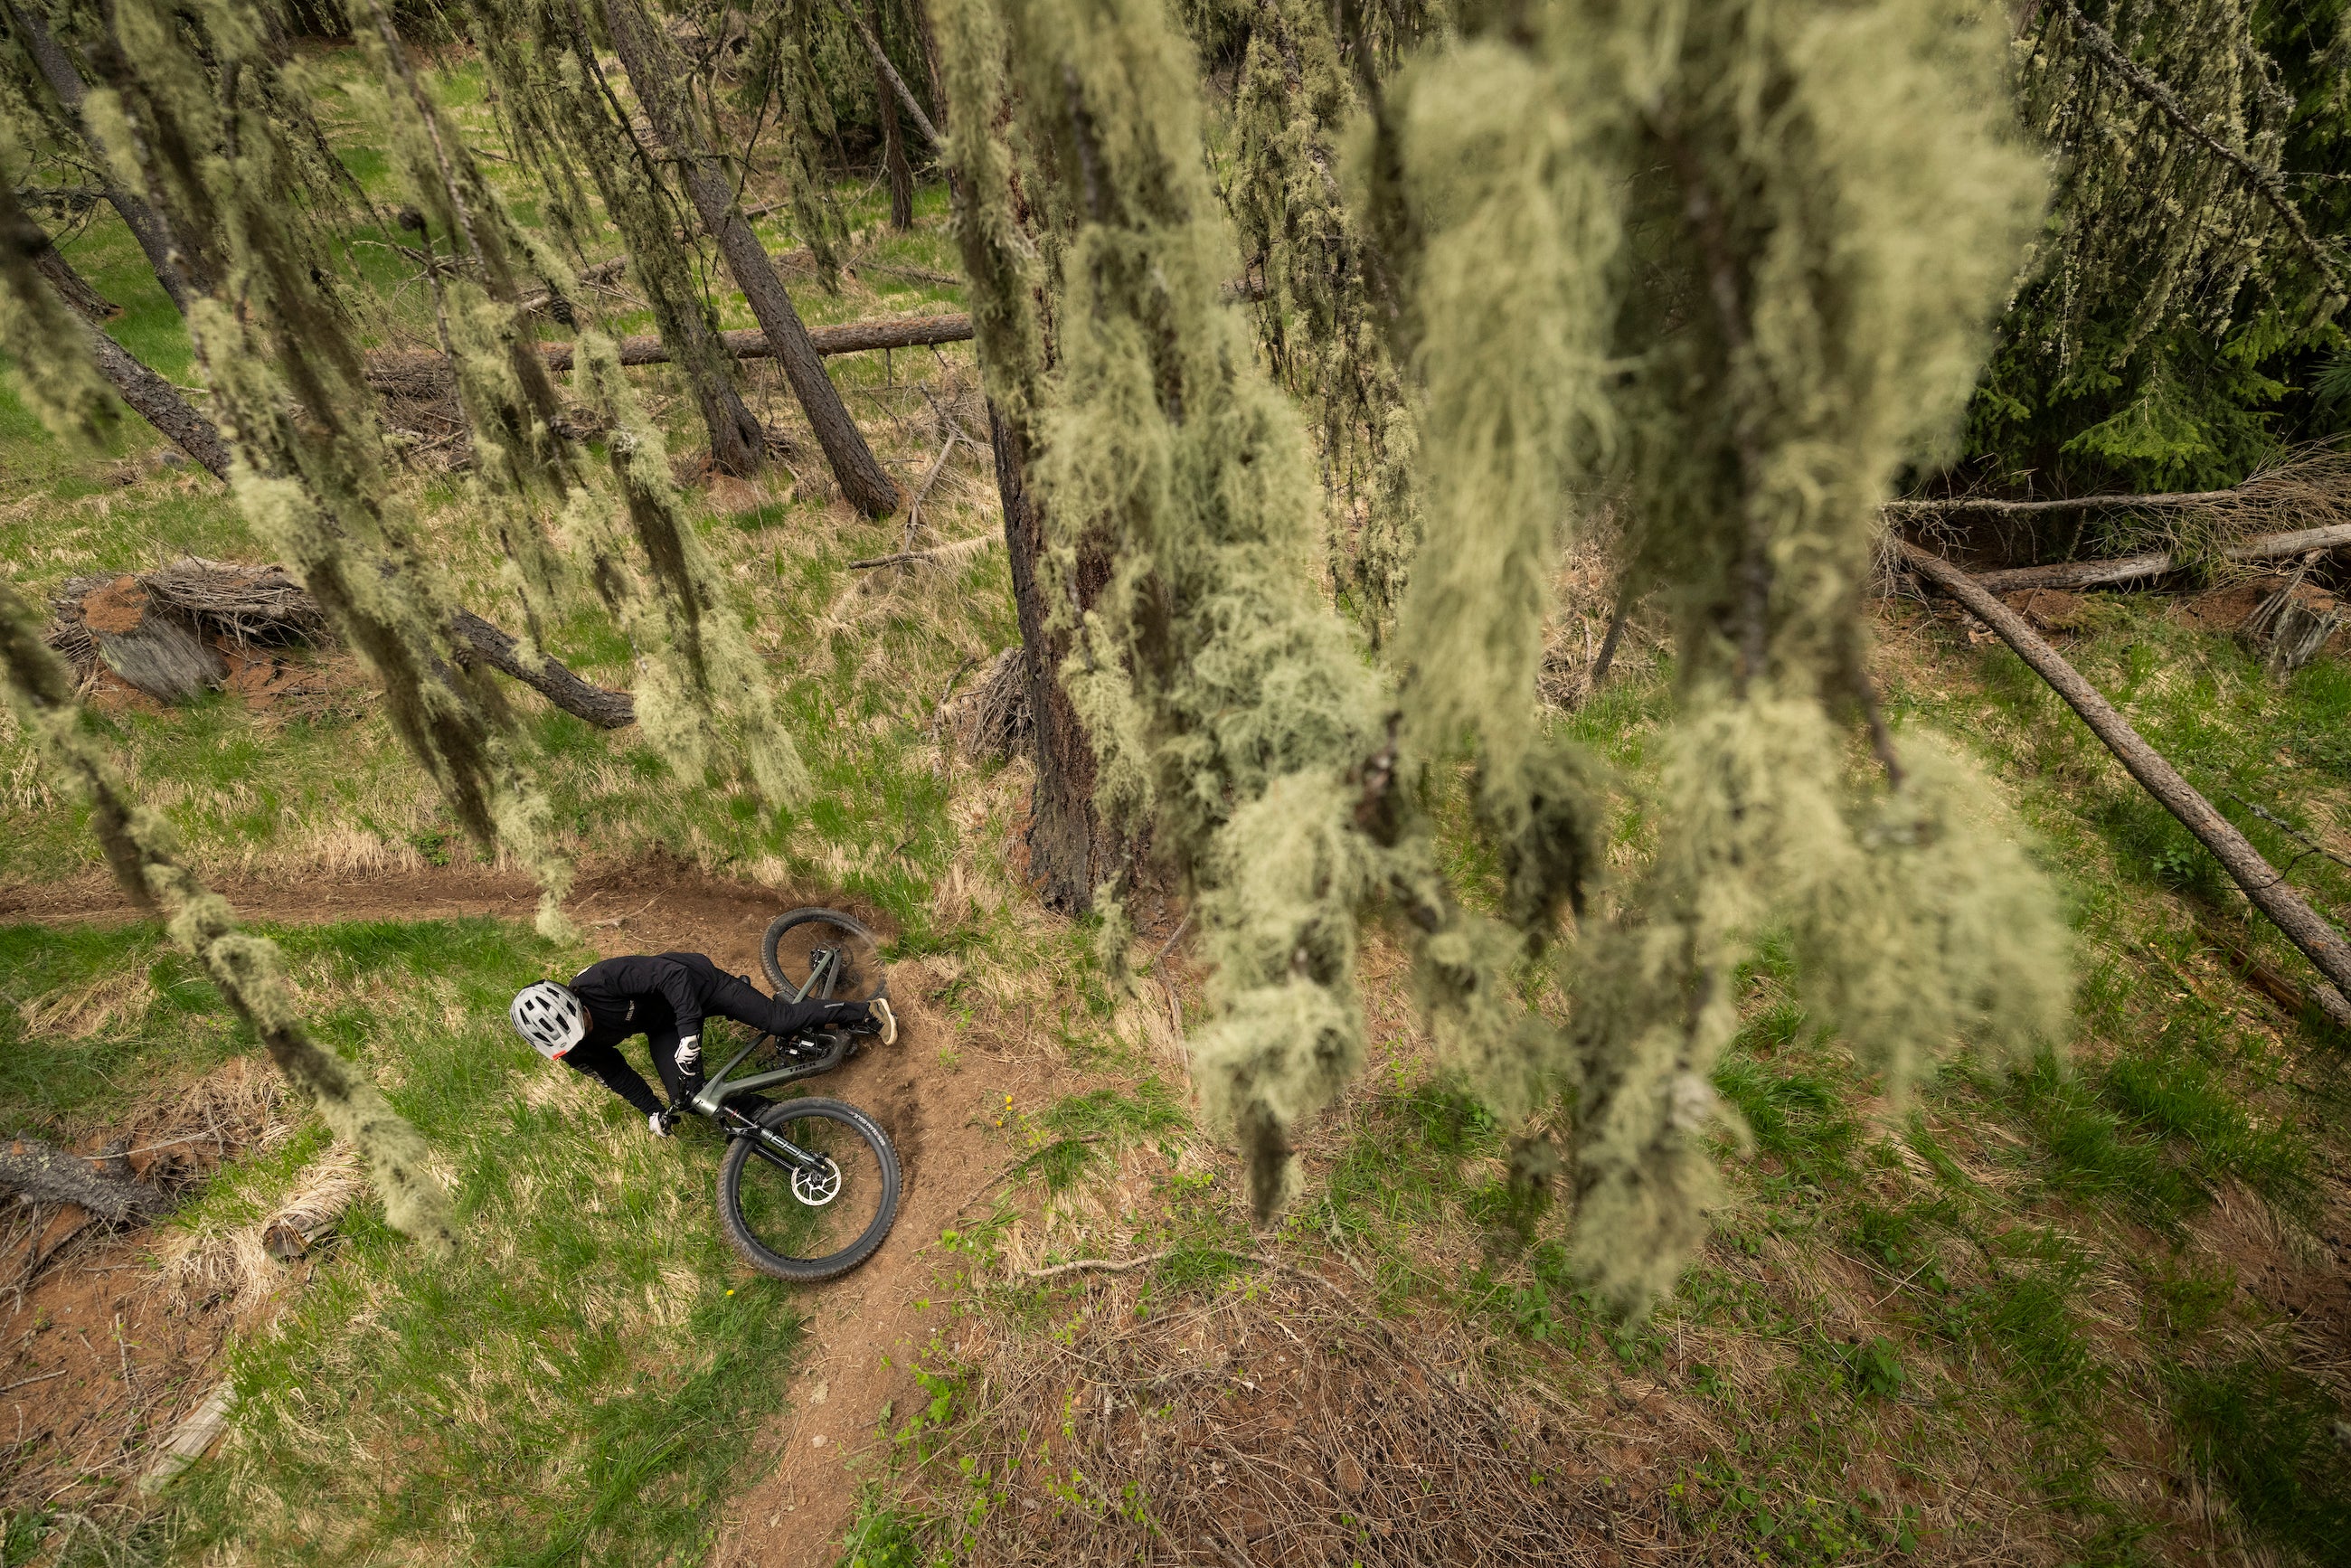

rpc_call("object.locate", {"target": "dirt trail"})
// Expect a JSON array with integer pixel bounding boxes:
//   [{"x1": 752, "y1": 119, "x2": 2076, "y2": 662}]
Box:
[{"x1": 5, "y1": 857, "x2": 1069, "y2": 1564}]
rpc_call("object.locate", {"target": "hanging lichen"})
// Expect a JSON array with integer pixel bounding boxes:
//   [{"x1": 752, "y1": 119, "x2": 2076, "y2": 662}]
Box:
[
  {"x1": 741, "y1": 0, "x2": 853, "y2": 289},
  {"x1": 963, "y1": 0, "x2": 1406, "y2": 1219},
  {"x1": 0, "y1": 580, "x2": 458, "y2": 1255},
  {"x1": 1375, "y1": 0, "x2": 2072, "y2": 1310},
  {"x1": 71, "y1": 0, "x2": 573, "y2": 930},
  {"x1": 0, "y1": 144, "x2": 116, "y2": 439},
  {"x1": 416, "y1": 0, "x2": 809, "y2": 814},
  {"x1": 356, "y1": 0, "x2": 580, "y2": 638},
  {"x1": 467, "y1": 0, "x2": 769, "y2": 474},
  {"x1": 568, "y1": 333, "x2": 808, "y2": 805},
  {"x1": 1226, "y1": 0, "x2": 1420, "y2": 633}
]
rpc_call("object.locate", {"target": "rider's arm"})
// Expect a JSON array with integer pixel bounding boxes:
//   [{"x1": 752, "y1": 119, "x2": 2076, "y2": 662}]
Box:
[{"x1": 561, "y1": 1040, "x2": 665, "y2": 1116}]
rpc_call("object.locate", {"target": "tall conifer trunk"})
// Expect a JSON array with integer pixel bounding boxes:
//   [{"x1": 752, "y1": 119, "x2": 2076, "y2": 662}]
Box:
[
  {"x1": 599, "y1": 0, "x2": 900, "y2": 515},
  {"x1": 873, "y1": 1, "x2": 915, "y2": 230},
  {"x1": 988, "y1": 401, "x2": 1104, "y2": 911}
]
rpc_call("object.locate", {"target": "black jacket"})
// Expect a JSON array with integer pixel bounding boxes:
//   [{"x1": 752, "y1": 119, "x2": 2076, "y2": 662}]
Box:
[{"x1": 569, "y1": 951, "x2": 730, "y2": 1052}]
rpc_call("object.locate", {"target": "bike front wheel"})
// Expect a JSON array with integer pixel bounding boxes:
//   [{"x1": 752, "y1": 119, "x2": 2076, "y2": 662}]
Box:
[{"x1": 718, "y1": 1097, "x2": 901, "y2": 1282}]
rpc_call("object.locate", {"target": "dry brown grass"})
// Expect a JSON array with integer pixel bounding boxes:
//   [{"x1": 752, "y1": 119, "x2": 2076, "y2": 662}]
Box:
[{"x1": 894, "y1": 1262, "x2": 1733, "y2": 1568}]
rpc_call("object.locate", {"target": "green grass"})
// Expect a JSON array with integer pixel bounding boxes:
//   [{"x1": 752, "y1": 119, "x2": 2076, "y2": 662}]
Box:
[
  {"x1": 3, "y1": 917, "x2": 813, "y2": 1565},
  {"x1": 9, "y1": 33, "x2": 2351, "y2": 1568}
]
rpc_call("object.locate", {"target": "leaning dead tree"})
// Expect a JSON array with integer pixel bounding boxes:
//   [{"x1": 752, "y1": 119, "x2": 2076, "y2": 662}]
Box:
[
  {"x1": 1901, "y1": 541, "x2": 2351, "y2": 1030},
  {"x1": 597, "y1": 0, "x2": 901, "y2": 515}
]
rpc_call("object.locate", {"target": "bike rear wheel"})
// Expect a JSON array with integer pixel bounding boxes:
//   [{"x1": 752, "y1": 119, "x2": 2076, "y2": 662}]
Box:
[
  {"x1": 718, "y1": 1097, "x2": 900, "y2": 1282},
  {"x1": 761, "y1": 908, "x2": 887, "y2": 1004}
]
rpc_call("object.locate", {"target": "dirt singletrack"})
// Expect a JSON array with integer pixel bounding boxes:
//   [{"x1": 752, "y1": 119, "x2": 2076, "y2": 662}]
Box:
[{"x1": 5, "y1": 855, "x2": 1072, "y2": 1565}]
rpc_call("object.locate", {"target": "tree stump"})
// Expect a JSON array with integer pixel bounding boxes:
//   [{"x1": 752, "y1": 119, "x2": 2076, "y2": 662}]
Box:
[{"x1": 80, "y1": 575, "x2": 225, "y2": 702}]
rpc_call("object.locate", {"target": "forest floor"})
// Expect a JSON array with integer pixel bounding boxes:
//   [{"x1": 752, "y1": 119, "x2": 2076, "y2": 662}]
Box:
[{"x1": 5, "y1": 43, "x2": 2351, "y2": 1568}]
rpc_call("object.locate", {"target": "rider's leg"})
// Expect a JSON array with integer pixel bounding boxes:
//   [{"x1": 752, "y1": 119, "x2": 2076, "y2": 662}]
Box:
[{"x1": 706, "y1": 970, "x2": 873, "y2": 1040}]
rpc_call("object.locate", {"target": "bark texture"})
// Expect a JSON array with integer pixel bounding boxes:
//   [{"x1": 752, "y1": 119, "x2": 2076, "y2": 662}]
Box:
[
  {"x1": 1966, "y1": 523, "x2": 2351, "y2": 592},
  {"x1": 991, "y1": 401, "x2": 1104, "y2": 912},
  {"x1": 78, "y1": 318, "x2": 234, "y2": 478},
  {"x1": 448, "y1": 609, "x2": 637, "y2": 728},
  {"x1": 29, "y1": 234, "x2": 115, "y2": 321},
  {"x1": 600, "y1": 0, "x2": 898, "y2": 516},
  {"x1": 0, "y1": 1133, "x2": 175, "y2": 1222},
  {"x1": 1902, "y1": 539, "x2": 2351, "y2": 1028},
  {"x1": 80, "y1": 575, "x2": 226, "y2": 701}
]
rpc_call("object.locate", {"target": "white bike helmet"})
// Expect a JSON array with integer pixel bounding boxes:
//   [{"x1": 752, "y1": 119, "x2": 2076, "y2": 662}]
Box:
[{"x1": 511, "y1": 981, "x2": 587, "y2": 1060}]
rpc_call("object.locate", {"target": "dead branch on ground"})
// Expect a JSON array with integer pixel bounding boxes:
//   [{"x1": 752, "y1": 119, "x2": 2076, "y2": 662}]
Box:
[{"x1": 1899, "y1": 539, "x2": 2351, "y2": 1029}]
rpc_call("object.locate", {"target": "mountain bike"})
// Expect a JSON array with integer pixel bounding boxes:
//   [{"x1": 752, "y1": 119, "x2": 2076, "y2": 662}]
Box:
[{"x1": 685, "y1": 908, "x2": 901, "y2": 1283}]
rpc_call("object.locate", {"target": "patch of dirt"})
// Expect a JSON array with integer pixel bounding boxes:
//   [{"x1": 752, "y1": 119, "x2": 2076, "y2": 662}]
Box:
[
  {"x1": 708, "y1": 957, "x2": 1081, "y2": 1568},
  {"x1": 2, "y1": 1060, "x2": 293, "y2": 1516},
  {"x1": 5, "y1": 856, "x2": 1081, "y2": 1559},
  {"x1": 0, "y1": 854, "x2": 879, "y2": 967}
]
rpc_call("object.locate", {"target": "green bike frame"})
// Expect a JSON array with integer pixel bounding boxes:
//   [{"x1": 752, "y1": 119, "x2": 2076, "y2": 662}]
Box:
[{"x1": 686, "y1": 947, "x2": 847, "y2": 1173}]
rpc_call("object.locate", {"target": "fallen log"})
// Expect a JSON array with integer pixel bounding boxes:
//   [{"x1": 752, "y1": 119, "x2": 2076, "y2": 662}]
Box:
[
  {"x1": 0, "y1": 1133, "x2": 176, "y2": 1223},
  {"x1": 1898, "y1": 538, "x2": 2351, "y2": 1030},
  {"x1": 1960, "y1": 523, "x2": 2351, "y2": 594},
  {"x1": 48, "y1": 563, "x2": 635, "y2": 729},
  {"x1": 448, "y1": 611, "x2": 636, "y2": 729},
  {"x1": 363, "y1": 310, "x2": 974, "y2": 397},
  {"x1": 537, "y1": 311, "x2": 975, "y2": 373}
]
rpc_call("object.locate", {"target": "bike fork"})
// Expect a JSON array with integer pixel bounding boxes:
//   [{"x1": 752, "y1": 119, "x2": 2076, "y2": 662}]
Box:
[{"x1": 717, "y1": 1103, "x2": 828, "y2": 1176}]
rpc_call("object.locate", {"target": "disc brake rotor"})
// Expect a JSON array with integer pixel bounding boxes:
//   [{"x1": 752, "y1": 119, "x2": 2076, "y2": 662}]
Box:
[{"x1": 792, "y1": 1156, "x2": 843, "y2": 1207}]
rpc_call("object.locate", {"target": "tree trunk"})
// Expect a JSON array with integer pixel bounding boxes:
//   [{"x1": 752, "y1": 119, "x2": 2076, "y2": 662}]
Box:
[
  {"x1": 624, "y1": 249, "x2": 770, "y2": 480},
  {"x1": 36, "y1": 240, "x2": 230, "y2": 476},
  {"x1": 78, "y1": 316, "x2": 234, "y2": 478},
  {"x1": 30, "y1": 234, "x2": 116, "y2": 321},
  {"x1": 599, "y1": 0, "x2": 899, "y2": 517},
  {"x1": 3, "y1": 0, "x2": 210, "y2": 310},
  {"x1": 32, "y1": 227, "x2": 231, "y2": 477},
  {"x1": 991, "y1": 400, "x2": 1104, "y2": 912},
  {"x1": 80, "y1": 575, "x2": 227, "y2": 701},
  {"x1": 873, "y1": 1, "x2": 915, "y2": 231},
  {"x1": 1900, "y1": 539, "x2": 2351, "y2": 1029},
  {"x1": 0, "y1": 1133, "x2": 175, "y2": 1223},
  {"x1": 447, "y1": 610, "x2": 637, "y2": 728}
]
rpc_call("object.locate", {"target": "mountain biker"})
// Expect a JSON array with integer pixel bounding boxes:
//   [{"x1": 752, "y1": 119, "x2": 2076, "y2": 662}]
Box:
[{"x1": 507, "y1": 951, "x2": 895, "y2": 1137}]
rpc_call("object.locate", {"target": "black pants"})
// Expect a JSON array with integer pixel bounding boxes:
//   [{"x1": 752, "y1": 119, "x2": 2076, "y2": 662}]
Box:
[{"x1": 564, "y1": 972, "x2": 828, "y2": 1117}]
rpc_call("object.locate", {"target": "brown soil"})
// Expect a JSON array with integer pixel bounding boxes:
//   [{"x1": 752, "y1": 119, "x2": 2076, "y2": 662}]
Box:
[
  {"x1": 2, "y1": 856, "x2": 1072, "y2": 1561},
  {"x1": 709, "y1": 951, "x2": 1086, "y2": 1568},
  {"x1": 2, "y1": 1061, "x2": 289, "y2": 1516},
  {"x1": 0, "y1": 854, "x2": 860, "y2": 956}
]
